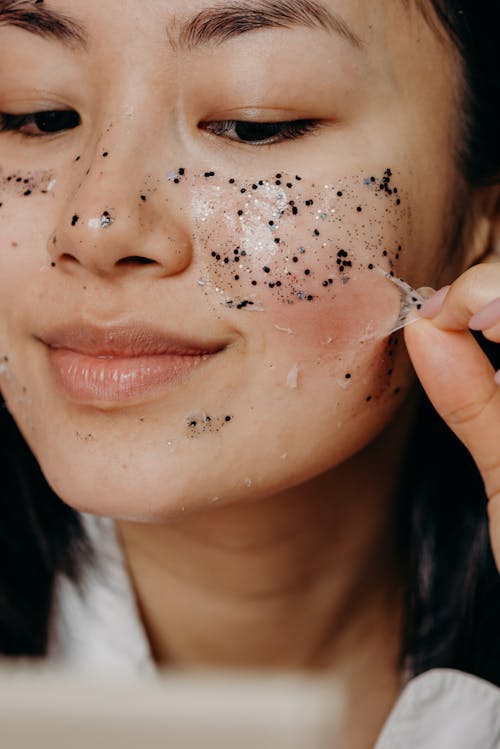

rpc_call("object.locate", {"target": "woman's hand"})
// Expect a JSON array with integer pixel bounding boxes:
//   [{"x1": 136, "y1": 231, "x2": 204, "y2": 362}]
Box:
[{"x1": 404, "y1": 263, "x2": 500, "y2": 569}]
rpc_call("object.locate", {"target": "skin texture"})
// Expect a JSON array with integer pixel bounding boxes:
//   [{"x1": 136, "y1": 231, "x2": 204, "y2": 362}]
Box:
[{"x1": 0, "y1": 1, "x2": 499, "y2": 746}]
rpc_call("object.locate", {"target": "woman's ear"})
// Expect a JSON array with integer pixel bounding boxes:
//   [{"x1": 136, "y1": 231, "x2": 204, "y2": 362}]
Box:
[
  {"x1": 466, "y1": 185, "x2": 500, "y2": 267},
  {"x1": 436, "y1": 187, "x2": 499, "y2": 288},
  {"x1": 488, "y1": 191, "x2": 500, "y2": 263}
]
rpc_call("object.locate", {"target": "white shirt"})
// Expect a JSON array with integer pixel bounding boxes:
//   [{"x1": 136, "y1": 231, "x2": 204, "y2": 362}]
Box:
[{"x1": 48, "y1": 513, "x2": 500, "y2": 748}]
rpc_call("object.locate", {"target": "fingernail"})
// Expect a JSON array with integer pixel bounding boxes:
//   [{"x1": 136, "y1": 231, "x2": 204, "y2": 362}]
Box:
[
  {"x1": 417, "y1": 286, "x2": 438, "y2": 301},
  {"x1": 418, "y1": 285, "x2": 451, "y2": 319},
  {"x1": 495, "y1": 370, "x2": 500, "y2": 386},
  {"x1": 469, "y1": 297, "x2": 500, "y2": 331}
]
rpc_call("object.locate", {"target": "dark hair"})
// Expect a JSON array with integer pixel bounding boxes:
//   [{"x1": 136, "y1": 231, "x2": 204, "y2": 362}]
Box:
[
  {"x1": 397, "y1": 0, "x2": 500, "y2": 684},
  {"x1": 424, "y1": 0, "x2": 500, "y2": 186},
  {"x1": 1, "y1": 2, "x2": 500, "y2": 683}
]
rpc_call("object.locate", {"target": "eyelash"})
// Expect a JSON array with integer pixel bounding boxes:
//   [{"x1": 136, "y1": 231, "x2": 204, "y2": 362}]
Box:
[
  {"x1": 0, "y1": 110, "x2": 321, "y2": 145},
  {"x1": 201, "y1": 119, "x2": 321, "y2": 145},
  {"x1": 0, "y1": 110, "x2": 81, "y2": 137}
]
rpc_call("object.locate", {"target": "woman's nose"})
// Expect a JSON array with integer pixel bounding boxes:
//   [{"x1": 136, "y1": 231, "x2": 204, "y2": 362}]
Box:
[{"x1": 48, "y1": 149, "x2": 192, "y2": 280}]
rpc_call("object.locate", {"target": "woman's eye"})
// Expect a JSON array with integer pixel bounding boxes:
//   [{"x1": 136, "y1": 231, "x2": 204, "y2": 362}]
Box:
[
  {"x1": 0, "y1": 110, "x2": 81, "y2": 137},
  {"x1": 201, "y1": 119, "x2": 320, "y2": 145}
]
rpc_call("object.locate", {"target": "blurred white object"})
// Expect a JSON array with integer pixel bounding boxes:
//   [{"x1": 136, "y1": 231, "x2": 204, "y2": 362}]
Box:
[{"x1": 0, "y1": 666, "x2": 343, "y2": 749}]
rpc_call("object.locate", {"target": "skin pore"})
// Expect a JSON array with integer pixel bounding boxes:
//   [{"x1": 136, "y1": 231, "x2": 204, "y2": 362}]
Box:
[{"x1": 0, "y1": 0, "x2": 489, "y2": 745}]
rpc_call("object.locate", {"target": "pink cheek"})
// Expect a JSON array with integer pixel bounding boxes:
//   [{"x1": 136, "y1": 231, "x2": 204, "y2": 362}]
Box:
[{"x1": 268, "y1": 270, "x2": 401, "y2": 345}]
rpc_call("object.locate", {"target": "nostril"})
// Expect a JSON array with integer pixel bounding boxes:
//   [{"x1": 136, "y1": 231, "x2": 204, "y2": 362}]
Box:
[
  {"x1": 60, "y1": 252, "x2": 79, "y2": 263},
  {"x1": 116, "y1": 256, "x2": 157, "y2": 266}
]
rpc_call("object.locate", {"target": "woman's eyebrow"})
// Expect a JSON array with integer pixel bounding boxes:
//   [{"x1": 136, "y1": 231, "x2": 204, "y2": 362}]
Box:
[
  {"x1": 169, "y1": 0, "x2": 363, "y2": 51},
  {"x1": 0, "y1": 0, "x2": 362, "y2": 53},
  {"x1": 0, "y1": 1, "x2": 86, "y2": 48}
]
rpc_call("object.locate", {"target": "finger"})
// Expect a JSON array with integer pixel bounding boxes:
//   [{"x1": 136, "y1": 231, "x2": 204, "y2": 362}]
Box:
[
  {"x1": 420, "y1": 264, "x2": 500, "y2": 334},
  {"x1": 469, "y1": 297, "x2": 500, "y2": 341},
  {"x1": 404, "y1": 319, "x2": 500, "y2": 506}
]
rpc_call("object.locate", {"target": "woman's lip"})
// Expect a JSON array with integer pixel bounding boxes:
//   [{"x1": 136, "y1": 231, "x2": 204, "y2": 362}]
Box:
[
  {"x1": 47, "y1": 347, "x2": 215, "y2": 404},
  {"x1": 40, "y1": 323, "x2": 224, "y2": 358},
  {"x1": 40, "y1": 323, "x2": 227, "y2": 403}
]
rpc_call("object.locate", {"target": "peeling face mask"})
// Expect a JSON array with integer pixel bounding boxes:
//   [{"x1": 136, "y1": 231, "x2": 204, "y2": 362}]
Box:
[{"x1": 170, "y1": 165, "x2": 423, "y2": 337}]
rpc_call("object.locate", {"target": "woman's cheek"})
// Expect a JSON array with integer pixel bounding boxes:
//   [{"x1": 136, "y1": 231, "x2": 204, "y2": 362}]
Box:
[
  {"x1": 0, "y1": 167, "x2": 57, "y2": 271},
  {"x1": 0, "y1": 169, "x2": 58, "y2": 405}
]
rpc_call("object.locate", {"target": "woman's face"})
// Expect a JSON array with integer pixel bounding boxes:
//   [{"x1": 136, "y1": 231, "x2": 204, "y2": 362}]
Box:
[{"x1": 0, "y1": 0, "x2": 464, "y2": 519}]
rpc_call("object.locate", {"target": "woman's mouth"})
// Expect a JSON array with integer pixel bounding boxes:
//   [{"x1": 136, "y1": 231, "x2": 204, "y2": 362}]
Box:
[{"x1": 41, "y1": 323, "x2": 225, "y2": 404}]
